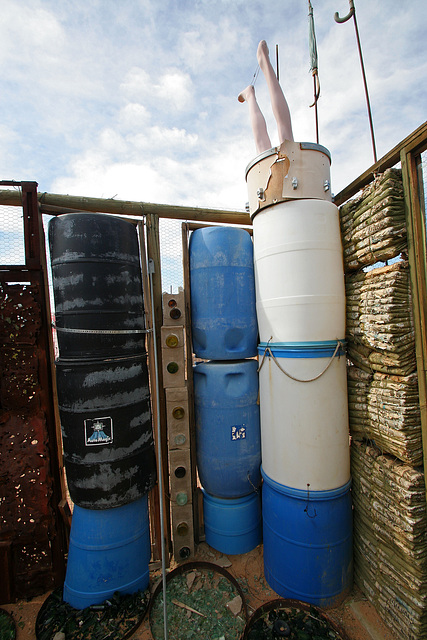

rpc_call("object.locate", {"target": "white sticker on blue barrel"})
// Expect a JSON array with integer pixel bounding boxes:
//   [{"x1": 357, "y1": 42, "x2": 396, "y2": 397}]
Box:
[{"x1": 231, "y1": 425, "x2": 246, "y2": 440}]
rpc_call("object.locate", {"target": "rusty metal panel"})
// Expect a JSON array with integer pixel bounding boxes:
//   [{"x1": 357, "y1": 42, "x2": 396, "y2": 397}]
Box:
[
  {"x1": 0, "y1": 281, "x2": 60, "y2": 600},
  {"x1": 0, "y1": 412, "x2": 53, "y2": 531},
  {"x1": 0, "y1": 182, "x2": 67, "y2": 603}
]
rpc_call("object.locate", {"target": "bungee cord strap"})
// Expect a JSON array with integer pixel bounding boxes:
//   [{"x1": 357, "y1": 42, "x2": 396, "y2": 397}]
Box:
[{"x1": 257, "y1": 338, "x2": 344, "y2": 383}]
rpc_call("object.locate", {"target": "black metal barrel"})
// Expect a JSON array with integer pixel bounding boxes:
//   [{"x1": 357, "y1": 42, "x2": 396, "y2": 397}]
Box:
[
  {"x1": 55, "y1": 355, "x2": 157, "y2": 509},
  {"x1": 49, "y1": 213, "x2": 146, "y2": 358}
]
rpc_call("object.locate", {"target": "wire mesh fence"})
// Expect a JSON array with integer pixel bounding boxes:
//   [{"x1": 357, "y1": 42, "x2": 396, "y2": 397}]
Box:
[
  {"x1": 0, "y1": 203, "x2": 25, "y2": 265},
  {"x1": 159, "y1": 218, "x2": 184, "y2": 294}
]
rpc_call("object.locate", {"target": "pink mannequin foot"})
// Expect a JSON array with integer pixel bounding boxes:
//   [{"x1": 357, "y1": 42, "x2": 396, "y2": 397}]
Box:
[
  {"x1": 257, "y1": 40, "x2": 270, "y2": 71},
  {"x1": 238, "y1": 85, "x2": 255, "y2": 103}
]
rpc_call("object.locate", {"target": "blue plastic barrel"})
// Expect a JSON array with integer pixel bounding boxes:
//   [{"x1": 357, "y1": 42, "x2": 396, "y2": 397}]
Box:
[
  {"x1": 193, "y1": 360, "x2": 261, "y2": 497},
  {"x1": 189, "y1": 227, "x2": 257, "y2": 359},
  {"x1": 262, "y1": 470, "x2": 353, "y2": 607},
  {"x1": 63, "y1": 495, "x2": 151, "y2": 609},
  {"x1": 202, "y1": 490, "x2": 262, "y2": 555}
]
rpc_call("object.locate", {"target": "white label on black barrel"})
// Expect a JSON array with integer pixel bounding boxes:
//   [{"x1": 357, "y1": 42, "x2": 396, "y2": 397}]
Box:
[
  {"x1": 231, "y1": 425, "x2": 246, "y2": 441},
  {"x1": 85, "y1": 417, "x2": 114, "y2": 446}
]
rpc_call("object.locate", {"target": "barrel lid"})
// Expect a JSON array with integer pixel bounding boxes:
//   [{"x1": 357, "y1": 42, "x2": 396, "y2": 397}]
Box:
[{"x1": 245, "y1": 141, "x2": 331, "y2": 180}]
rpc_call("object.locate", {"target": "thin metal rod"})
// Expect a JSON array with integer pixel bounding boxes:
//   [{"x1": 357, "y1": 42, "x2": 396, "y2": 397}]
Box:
[
  {"x1": 275, "y1": 44, "x2": 279, "y2": 81},
  {"x1": 148, "y1": 258, "x2": 168, "y2": 640},
  {"x1": 352, "y1": 11, "x2": 377, "y2": 163},
  {"x1": 335, "y1": 1, "x2": 377, "y2": 163}
]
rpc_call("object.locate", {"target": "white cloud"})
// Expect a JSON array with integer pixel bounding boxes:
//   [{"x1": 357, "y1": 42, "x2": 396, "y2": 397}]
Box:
[
  {"x1": 133, "y1": 125, "x2": 198, "y2": 150},
  {"x1": 155, "y1": 71, "x2": 193, "y2": 110},
  {"x1": 51, "y1": 125, "x2": 251, "y2": 211},
  {"x1": 118, "y1": 103, "x2": 151, "y2": 130},
  {"x1": 0, "y1": 3, "x2": 64, "y2": 66},
  {"x1": 120, "y1": 68, "x2": 152, "y2": 101},
  {"x1": 120, "y1": 67, "x2": 193, "y2": 111}
]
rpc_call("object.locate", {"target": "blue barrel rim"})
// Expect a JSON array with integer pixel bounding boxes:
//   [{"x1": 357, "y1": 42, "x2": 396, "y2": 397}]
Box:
[
  {"x1": 63, "y1": 570, "x2": 149, "y2": 599},
  {"x1": 194, "y1": 359, "x2": 259, "y2": 368},
  {"x1": 202, "y1": 489, "x2": 260, "y2": 506},
  {"x1": 261, "y1": 468, "x2": 352, "y2": 499},
  {"x1": 258, "y1": 340, "x2": 346, "y2": 359},
  {"x1": 259, "y1": 340, "x2": 346, "y2": 348},
  {"x1": 204, "y1": 522, "x2": 261, "y2": 538}
]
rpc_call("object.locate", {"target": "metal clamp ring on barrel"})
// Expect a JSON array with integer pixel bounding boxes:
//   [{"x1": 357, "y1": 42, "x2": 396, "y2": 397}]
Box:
[
  {"x1": 257, "y1": 339, "x2": 344, "y2": 383},
  {"x1": 54, "y1": 326, "x2": 152, "y2": 335}
]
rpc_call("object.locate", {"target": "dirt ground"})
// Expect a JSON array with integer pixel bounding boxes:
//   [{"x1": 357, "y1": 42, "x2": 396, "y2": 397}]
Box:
[{"x1": 2, "y1": 542, "x2": 398, "y2": 640}]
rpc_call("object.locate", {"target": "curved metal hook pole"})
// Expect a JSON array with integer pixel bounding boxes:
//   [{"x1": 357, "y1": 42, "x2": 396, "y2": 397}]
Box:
[
  {"x1": 334, "y1": 0, "x2": 377, "y2": 163},
  {"x1": 334, "y1": 0, "x2": 354, "y2": 23}
]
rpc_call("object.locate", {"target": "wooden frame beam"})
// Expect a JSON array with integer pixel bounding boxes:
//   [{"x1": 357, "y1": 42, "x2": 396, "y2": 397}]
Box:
[{"x1": 0, "y1": 189, "x2": 251, "y2": 226}]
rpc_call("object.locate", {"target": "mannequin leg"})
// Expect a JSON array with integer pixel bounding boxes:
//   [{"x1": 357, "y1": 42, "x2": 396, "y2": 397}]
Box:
[
  {"x1": 238, "y1": 85, "x2": 272, "y2": 154},
  {"x1": 257, "y1": 40, "x2": 294, "y2": 143}
]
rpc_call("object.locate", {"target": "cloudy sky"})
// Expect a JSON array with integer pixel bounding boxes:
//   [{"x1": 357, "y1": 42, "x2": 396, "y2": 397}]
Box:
[{"x1": 1, "y1": 0, "x2": 426, "y2": 212}]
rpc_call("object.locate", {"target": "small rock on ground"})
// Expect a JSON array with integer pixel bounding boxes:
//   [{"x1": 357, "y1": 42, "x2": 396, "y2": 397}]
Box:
[
  {"x1": 226, "y1": 595, "x2": 242, "y2": 616},
  {"x1": 214, "y1": 555, "x2": 232, "y2": 568}
]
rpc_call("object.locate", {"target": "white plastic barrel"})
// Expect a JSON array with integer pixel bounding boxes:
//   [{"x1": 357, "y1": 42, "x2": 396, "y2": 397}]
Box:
[
  {"x1": 257, "y1": 342, "x2": 350, "y2": 491},
  {"x1": 252, "y1": 199, "x2": 345, "y2": 344}
]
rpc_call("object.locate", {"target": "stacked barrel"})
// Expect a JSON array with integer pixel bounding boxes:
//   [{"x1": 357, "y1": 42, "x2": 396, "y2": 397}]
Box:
[
  {"x1": 189, "y1": 227, "x2": 262, "y2": 554},
  {"x1": 49, "y1": 213, "x2": 156, "y2": 609},
  {"x1": 247, "y1": 141, "x2": 352, "y2": 606}
]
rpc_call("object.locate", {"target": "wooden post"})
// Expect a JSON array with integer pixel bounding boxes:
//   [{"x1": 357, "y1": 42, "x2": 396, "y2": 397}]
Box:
[
  {"x1": 145, "y1": 213, "x2": 172, "y2": 560},
  {"x1": 137, "y1": 219, "x2": 161, "y2": 562},
  {"x1": 36, "y1": 198, "x2": 69, "y2": 575},
  {"x1": 401, "y1": 146, "x2": 427, "y2": 501}
]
